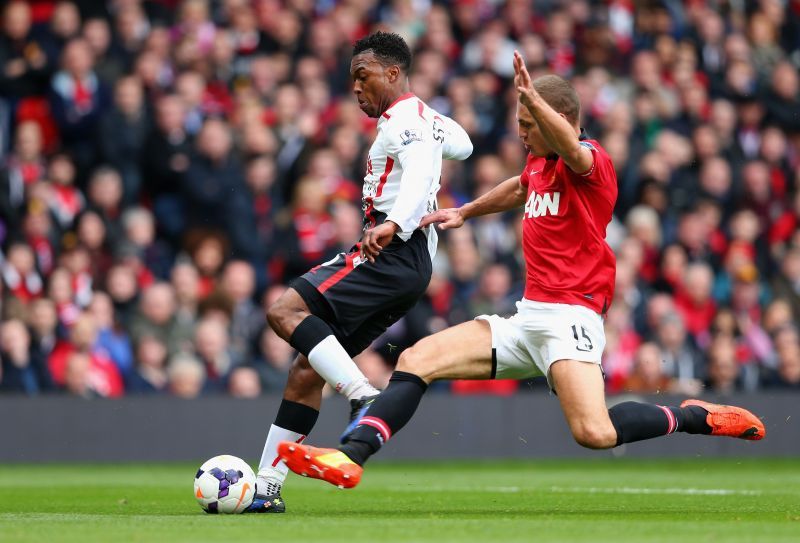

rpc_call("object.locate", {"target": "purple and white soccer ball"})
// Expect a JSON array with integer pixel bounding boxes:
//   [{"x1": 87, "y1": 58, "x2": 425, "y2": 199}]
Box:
[{"x1": 194, "y1": 455, "x2": 256, "y2": 514}]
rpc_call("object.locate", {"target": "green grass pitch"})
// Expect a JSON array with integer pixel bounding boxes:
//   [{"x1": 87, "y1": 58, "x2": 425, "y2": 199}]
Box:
[{"x1": 1, "y1": 458, "x2": 798, "y2": 543}]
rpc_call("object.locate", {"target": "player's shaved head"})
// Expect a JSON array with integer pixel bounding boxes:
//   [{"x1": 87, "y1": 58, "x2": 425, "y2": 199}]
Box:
[{"x1": 531, "y1": 75, "x2": 580, "y2": 125}]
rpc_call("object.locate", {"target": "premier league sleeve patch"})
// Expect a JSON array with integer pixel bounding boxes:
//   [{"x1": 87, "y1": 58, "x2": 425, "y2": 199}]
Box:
[{"x1": 399, "y1": 128, "x2": 424, "y2": 146}]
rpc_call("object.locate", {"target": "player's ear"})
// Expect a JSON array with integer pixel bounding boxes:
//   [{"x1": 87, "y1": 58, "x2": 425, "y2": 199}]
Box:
[{"x1": 386, "y1": 64, "x2": 401, "y2": 83}]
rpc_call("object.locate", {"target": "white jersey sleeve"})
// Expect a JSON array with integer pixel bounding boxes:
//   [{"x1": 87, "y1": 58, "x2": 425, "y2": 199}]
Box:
[
  {"x1": 383, "y1": 117, "x2": 439, "y2": 233},
  {"x1": 440, "y1": 115, "x2": 473, "y2": 161}
]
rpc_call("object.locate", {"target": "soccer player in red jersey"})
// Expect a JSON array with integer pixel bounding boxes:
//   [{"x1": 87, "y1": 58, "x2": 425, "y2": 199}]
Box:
[{"x1": 278, "y1": 51, "x2": 765, "y2": 489}]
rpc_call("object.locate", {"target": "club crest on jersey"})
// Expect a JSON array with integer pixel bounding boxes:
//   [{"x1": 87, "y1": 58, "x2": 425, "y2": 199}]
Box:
[
  {"x1": 524, "y1": 191, "x2": 561, "y2": 218},
  {"x1": 399, "y1": 128, "x2": 423, "y2": 146}
]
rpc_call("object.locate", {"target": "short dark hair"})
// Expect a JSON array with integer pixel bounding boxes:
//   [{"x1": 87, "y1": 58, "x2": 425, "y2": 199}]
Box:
[
  {"x1": 352, "y1": 31, "x2": 412, "y2": 72},
  {"x1": 532, "y1": 75, "x2": 580, "y2": 125}
]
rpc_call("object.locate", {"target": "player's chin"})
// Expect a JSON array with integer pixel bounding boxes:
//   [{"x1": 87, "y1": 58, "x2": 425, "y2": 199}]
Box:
[{"x1": 358, "y1": 102, "x2": 375, "y2": 117}]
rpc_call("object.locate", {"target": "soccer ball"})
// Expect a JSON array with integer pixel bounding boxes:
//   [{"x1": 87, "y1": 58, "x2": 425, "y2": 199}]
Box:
[{"x1": 194, "y1": 455, "x2": 256, "y2": 514}]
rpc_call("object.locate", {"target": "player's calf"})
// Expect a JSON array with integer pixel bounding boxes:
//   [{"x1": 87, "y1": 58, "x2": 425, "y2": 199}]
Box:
[{"x1": 283, "y1": 358, "x2": 326, "y2": 404}]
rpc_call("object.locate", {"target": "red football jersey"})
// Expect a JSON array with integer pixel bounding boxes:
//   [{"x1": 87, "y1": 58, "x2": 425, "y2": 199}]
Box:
[{"x1": 519, "y1": 139, "x2": 617, "y2": 314}]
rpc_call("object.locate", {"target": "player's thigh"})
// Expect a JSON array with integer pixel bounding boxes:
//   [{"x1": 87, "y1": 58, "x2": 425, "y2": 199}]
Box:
[
  {"x1": 478, "y1": 311, "x2": 547, "y2": 381},
  {"x1": 549, "y1": 359, "x2": 616, "y2": 448},
  {"x1": 339, "y1": 298, "x2": 415, "y2": 357},
  {"x1": 398, "y1": 320, "x2": 494, "y2": 382},
  {"x1": 297, "y1": 235, "x2": 431, "y2": 338}
]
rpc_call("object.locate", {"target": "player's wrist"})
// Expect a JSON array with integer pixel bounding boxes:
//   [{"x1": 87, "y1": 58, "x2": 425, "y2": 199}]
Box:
[{"x1": 384, "y1": 220, "x2": 401, "y2": 233}]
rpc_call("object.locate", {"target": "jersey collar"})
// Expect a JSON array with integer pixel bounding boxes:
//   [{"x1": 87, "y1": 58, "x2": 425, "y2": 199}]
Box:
[{"x1": 380, "y1": 92, "x2": 416, "y2": 120}]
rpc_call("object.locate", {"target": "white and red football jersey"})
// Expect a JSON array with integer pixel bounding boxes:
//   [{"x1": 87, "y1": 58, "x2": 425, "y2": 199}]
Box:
[
  {"x1": 362, "y1": 92, "x2": 472, "y2": 257},
  {"x1": 519, "y1": 139, "x2": 617, "y2": 314}
]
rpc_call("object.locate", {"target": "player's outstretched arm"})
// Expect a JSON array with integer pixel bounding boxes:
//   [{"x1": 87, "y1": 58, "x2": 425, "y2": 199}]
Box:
[
  {"x1": 513, "y1": 51, "x2": 593, "y2": 175},
  {"x1": 421, "y1": 175, "x2": 525, "y2": 230}
]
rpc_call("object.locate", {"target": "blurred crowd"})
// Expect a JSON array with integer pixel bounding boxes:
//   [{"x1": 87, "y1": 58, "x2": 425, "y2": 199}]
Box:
[{"x1": 0, "y1": 0, "x2": 799, "y2": 399}]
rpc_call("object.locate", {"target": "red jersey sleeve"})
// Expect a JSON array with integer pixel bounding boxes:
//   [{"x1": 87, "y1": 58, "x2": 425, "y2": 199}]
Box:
[{"x1": 563, "y1": 140, "x2": 615, "y2": 187}]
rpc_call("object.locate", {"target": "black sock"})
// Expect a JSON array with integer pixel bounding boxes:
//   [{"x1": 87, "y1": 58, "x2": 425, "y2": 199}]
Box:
[
  {"x1": 608, "y1": 402, "x2": 712, "y2": 446},
  {"x1": 340, "y1": 371, "x2": 428, "y2": 465},
  {"x1": 680, "y1": 405, "x2": 713, "y2": 435},
  {"x1": 274, "y1": 399, "x2": 319, "y2": 435},
  {"x1": 289, "y1": 315, "x2": 333, "y2": 357}
]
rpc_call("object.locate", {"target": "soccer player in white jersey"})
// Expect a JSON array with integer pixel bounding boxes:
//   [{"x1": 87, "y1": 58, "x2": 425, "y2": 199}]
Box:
[{"x1": 246, "y1": 32, "x2": 473, "y2": 512}]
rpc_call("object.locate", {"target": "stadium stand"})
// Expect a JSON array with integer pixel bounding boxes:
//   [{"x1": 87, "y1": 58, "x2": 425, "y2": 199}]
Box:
[{"x1": 0, "y1": 0, "x2": 799, "y2": 399}]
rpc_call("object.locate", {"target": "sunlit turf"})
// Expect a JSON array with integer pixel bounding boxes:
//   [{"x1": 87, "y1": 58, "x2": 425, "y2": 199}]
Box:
[{"x1": 1, "y1": 459, "x2": 798, "y2": 542}]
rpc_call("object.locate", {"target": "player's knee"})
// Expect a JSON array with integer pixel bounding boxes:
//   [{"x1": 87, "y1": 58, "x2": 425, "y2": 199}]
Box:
[
  {"x1": 396, "y1": 345, "x2": 432, "y2": 381},
  {"x1": 265, "y1": 299, "x2": 288, "y2": 332},
  {"x1": 571, "y1": 421, "x2": 617, "y2": 450},
  {"x1": 266, "y1": 294, "x2": 304, "y2": 336}
]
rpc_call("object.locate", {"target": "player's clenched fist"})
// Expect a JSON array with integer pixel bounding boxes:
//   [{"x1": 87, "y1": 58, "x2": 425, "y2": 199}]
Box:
[{"x1": 419, "y1": 208, "x2": 465, "y2": 230}]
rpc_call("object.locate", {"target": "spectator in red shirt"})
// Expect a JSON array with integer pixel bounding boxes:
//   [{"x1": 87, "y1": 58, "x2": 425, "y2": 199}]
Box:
[
  {"x1": 675, "y1": 262, "x2": 717, "y2": 341},
  {"x1": 46, "y1": 152, "x2": 84, "y2": 230},
  {"x1": 48, "y1": 311, "x2": 124, "y2": 397}
]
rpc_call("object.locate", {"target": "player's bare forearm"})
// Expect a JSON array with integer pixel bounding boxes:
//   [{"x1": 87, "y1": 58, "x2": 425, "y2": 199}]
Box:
[
  {"x1": 420, "y1": 177, "x2": 524, "y2": 230},
  {"x1": 460, "y1": 175, "x2": 526, "y2": 220},
  {"x1": 524, "y1": 96, "x2": 586, "y2": 165},
  {"x1": 513, "y1": 51, "x2": 592, "y2": 174}
]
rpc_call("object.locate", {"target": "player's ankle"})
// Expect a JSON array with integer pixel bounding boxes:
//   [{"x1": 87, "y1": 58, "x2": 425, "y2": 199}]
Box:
[
  {"x1": 679, "y1": 405, "x2": 712, "y2": 435},
  {"x1": 256, "y1": 471, "x2": 285, "y2": 495},
  {"x1": 338, "y1": 440, "x2": 372, "y2": 466},
  {"x1": 343, "y1": 378, "x2": 379, "y2": 401}
]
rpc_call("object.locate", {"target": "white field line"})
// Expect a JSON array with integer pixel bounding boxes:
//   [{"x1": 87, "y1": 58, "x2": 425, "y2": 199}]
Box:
[
  {"x1": 548, "y1": 486, "x2": 761, "y2": 496},
  {"x1": 391, "y1": 485, "x2": 763, "y2": 496}
]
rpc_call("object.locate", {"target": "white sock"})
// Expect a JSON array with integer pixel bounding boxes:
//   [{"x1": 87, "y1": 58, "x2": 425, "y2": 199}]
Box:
[
  {"x1": 256, "y1": 474, "x2": 283, "y2": 497},
  {"x1": 307, "y1": 335, "x2": 379, "y2": 401},
  {"x1": 341, "y1": 377, "x2": 379, "y2": 401},
  {"x1": 257, "y1": 424, "x2": 303, "y2": 489}
]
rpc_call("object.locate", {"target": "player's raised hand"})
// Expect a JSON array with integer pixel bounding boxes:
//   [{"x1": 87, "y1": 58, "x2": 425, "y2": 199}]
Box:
[
  {"x1": 419, "y1": 208, "x2": 465, "y2": 231},
  {"x1": 361, "y1": 221, "x2": 399, "y2": 263},
  {"x1": 513, "y1": 50, "x2": 537, "y2": 110}
]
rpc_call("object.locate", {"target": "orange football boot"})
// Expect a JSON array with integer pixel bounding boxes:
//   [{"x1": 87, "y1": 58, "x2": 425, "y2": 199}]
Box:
[
  {"x1": 278, "y1": 442, "x2": 363, "y2": 489},
  {"x1": 681, "y1": 399, "x2": 765, "y2": 440}
]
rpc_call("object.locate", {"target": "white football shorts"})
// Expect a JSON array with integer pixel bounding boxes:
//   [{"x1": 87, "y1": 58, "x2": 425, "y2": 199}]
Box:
[{"x1": 476, "y1": 298, "x2": 606, "y2": 388}]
